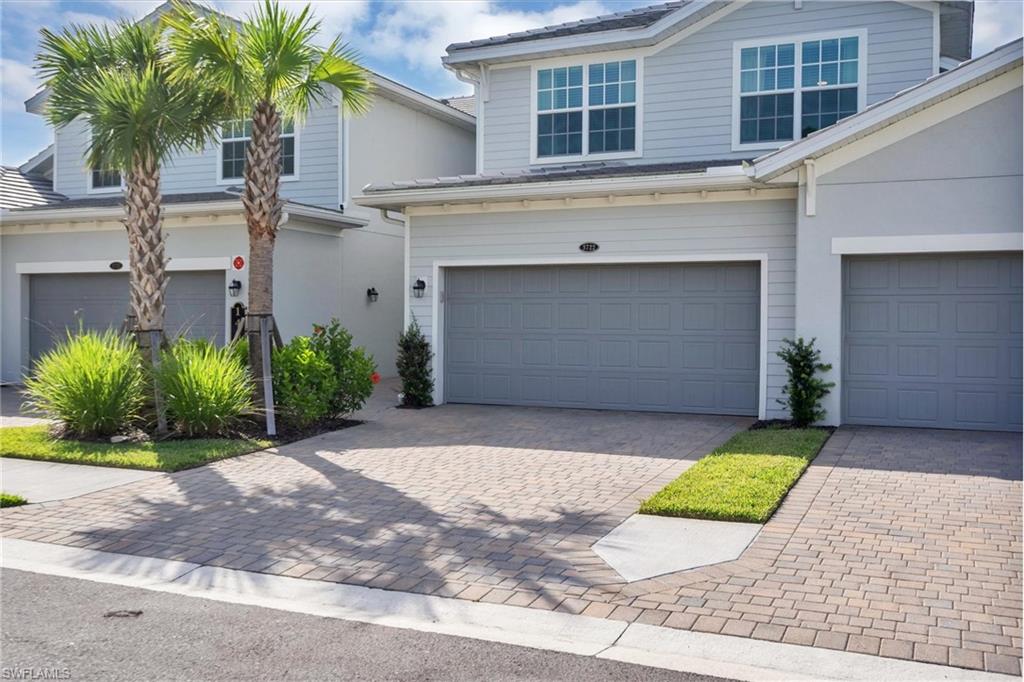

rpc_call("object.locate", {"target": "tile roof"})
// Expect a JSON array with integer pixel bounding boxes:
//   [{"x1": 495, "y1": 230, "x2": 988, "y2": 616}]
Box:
[
  {"x1": 0, "y1": 167, "x2": 66, "y2": 209},
  {"x1": 6, "y1": 190, "x2": 239, "y2": 212},
  {"x1": 439, "y1": 95, "x2": 476, "y2": 116},
  {"x1": 446, "y1": 1, "x2": 688, "y2": 51},
  {"x1": 364, "y1": 159, "x2": 747, "y2": 192}
]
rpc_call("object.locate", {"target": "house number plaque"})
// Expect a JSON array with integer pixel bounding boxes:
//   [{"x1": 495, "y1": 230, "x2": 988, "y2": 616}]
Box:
[{"x1": 579, "y1": 242, "x2": 599, "y2": 252}]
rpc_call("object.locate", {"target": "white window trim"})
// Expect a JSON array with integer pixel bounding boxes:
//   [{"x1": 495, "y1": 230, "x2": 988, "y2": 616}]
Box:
[
  {"x1": 731, "y1": 28, "x2": 868, "y2": 153},
  {"x1": 529, "y1": 55, "x2": 644, "y2": 165},
  {"x1": 216, "y1": 119, "x2": 300, "y2": 185}
]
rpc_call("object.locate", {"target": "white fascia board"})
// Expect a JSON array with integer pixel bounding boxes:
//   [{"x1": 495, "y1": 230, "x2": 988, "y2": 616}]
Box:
[
  {"x1": 753, "y1": 39, "x2": 1023, "y2": 180},
  {"x1": 442, "y1": 0, "x2": 725, "y2": 66},
  {"x1": 354, "y1": 167, "x2": 757, "y2": 209},
  {"x1": 1, "y1": 199, "x2": 366, "y2": 229},
  {"x1": 372, "y1": 75, "x2": 476, "y2": 131},
  {"x1": 19, "y1": 144, "x2": 54, "y2": 174}
]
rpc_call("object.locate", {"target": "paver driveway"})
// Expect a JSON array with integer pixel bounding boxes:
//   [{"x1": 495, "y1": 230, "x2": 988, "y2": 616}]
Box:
[{"x1": 2, "y1": 390, "x2": 1020, "y2": 674}]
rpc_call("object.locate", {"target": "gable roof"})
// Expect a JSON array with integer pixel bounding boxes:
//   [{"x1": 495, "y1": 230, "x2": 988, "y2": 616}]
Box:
[
  {"x1": 753, "y1": 37, "x2": 1021, "y2": 180},
  {"x1": 0, "y1": 167, "x2": 66, "y2": 209},
  {"x1": 444, "y1": 0, "x2": 975, "y2": 66},
  {"x1": 446, "y1": 2, "x2": 688, "y2": 51}
]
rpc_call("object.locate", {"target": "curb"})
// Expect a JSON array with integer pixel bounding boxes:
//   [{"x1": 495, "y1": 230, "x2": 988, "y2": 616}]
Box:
[{"x1": 1, "y1": 538, "x2": 1012, "y2": 682}]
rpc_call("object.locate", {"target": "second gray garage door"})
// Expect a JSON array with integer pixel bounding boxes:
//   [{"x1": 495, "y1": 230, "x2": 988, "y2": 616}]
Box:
[
  {"x1": 29, "y1": 271, "x2": 226, "y2": 361},
  {"x1": 843, "y1": 253, "x2": 1022, "y2": 431},
  {"x1": 444, "y1": 262, "x2": 760, "y2": 415}
]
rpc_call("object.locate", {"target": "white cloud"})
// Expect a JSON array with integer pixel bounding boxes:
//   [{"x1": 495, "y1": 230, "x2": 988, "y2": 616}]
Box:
[
  {"x1": 359, "y1": 1, "x2": 616, "y2": 85},
  {"x1": 973, "y1": 0, "x2": 1024, "y2": 55},
  {"x1": 1, "y1": 58, "x2": 40, "y2": 112},
  {"x1": 214, "y1": 0, "x2": 369, "y2": 41}
]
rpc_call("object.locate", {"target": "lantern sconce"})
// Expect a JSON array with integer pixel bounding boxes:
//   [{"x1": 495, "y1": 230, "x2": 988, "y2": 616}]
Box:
[
  {"x1": 228, "y1": 279, "x2": 243, "y2": 298},
  {"x1": 366, "y1": 287, "x2": 379, "y2": 303},
  {"x1": 412, "y1": 278, "x2": 427, "y2": 298}
]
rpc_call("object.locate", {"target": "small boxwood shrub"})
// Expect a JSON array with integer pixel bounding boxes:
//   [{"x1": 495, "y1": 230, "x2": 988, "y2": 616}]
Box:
[
  {"x1": 396, "y1": 319, "x2": 433, "y2": 408},
  {"x1": 310, "y1": 319, "x2": 376, "y2": 416},
  {"x1": 154, "y1": 339, "x2": 254, "y2": 436},
  {"x1": 272, "y1": 336, "x2": 338, "y2": 427},
  {"x1": 25, "y1": 329, "x2": 145, "y2": 438},
  {"x1": 776, "y1": 337, "x2": 835, "y2": 427}
]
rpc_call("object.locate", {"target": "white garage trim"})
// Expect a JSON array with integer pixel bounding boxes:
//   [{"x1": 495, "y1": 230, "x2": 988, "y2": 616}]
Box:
[
  {"x1": 14, "y1": 257, "x2": 238, "y2": 374},
  {"x1": 15, "y1": 257, "x2": 233, "y2": 274},
  {"x1": 431, "y1": 253, "x2": 770, "y2": 419},
  {"x1": 831, "y1": 232, "x2": 1023, "y2": 255}
]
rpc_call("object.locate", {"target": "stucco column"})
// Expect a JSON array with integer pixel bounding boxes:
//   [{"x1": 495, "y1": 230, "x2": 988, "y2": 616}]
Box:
[{"x1": 794, "y1": 187, "x2": 843, "y2": 426}]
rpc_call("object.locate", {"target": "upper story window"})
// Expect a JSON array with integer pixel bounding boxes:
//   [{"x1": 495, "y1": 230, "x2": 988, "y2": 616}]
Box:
[
  {"x1": 219, "y1": 118, "x2": 296, "y2": 182},
  {"x1": 534, "y1": 58, "x2": 640, "y2": 162},
  {"x1": 734, "y1": 31, "x2": 865, "y2": 151},
  {"x1": 87, "y1": 132, "x2": 121, "y2": 193}
]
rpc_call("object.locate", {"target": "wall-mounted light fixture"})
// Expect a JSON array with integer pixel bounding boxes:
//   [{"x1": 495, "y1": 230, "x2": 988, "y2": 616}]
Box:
[
  {"x1": 366, "y1": 287, "x2": 379, "y2": 303},
  {"x1": 412, "y1": 278, "x2": 426, "y2": 299},
  {"x1": 228, "y1": 279, "x2": 242, "y2": 297}
]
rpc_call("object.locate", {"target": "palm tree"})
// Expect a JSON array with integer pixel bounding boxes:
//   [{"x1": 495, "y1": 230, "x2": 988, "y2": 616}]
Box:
[
  {"x1": 164, "y1": 0, "x2": 372, "y2": 404},
  {"x1": 37, "y1": 19, "x2": 228, "y2": 429}
]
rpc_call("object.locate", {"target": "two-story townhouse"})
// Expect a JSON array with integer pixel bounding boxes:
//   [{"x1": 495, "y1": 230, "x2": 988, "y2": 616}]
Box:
[
  {"x1": 0, "y1": 3, "x2": 476, "y2": 384},
  {"x1": 357, "y1": 0, "x2": 1023, "y2": 432}
]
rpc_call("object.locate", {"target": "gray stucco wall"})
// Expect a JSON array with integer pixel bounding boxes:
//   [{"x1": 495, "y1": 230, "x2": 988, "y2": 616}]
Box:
[
  {"x1": 0, "y1": 220, "x2": 393, "y2": 383},
  {"x1": 481, "y1": 0, "x2": 935, "y2": 173},
  {"x1": 794, "y1": 86, "x2": 1024, "y2": 424},
  {"x1": 408, "y1": 198, "x2": 797, "y2": 417}
]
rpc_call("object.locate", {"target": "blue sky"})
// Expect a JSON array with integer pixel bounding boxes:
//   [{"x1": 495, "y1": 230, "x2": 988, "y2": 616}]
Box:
[{"x1": 2, "y1": 0, "x2": 1022, "y2": 166}]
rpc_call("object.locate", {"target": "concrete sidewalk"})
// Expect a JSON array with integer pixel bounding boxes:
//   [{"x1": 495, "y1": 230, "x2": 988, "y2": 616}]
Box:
[{"x1": 0, "y1": 458, "x2": 160, "y2": 503}]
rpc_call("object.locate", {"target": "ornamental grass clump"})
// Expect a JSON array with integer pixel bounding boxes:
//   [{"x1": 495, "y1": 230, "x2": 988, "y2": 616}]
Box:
[
  {"x1": 154, "y1": 340, "x2": 254, "y2": 436},
  {"x1": 25, "y1": 329, "x2": 146, "y2": 439}
]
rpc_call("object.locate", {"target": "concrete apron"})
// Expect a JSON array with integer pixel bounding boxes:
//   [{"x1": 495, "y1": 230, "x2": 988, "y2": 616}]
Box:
[{"x1": 2, "y1": 539, "x2": 1012, "y2": 681}]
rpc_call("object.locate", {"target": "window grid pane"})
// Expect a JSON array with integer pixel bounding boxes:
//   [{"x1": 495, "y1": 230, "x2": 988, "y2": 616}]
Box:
[
  {"x1": 537, "y1": 67, "x2": 583, "y2": 112},
  {"x1": 739, "y1": 94, "x2": 793, "y2": 143},
  {"x1": 91, "y1": 169, "x2": 121, "y2": 188},
  {"x1": 588, "y1": 59, "x2": 637, "y2": 107},
  {"x1": 740, "y1": 43, "x2": 794, "y2": 94},
  {"x1": 221, "y1": 122, "x2": 295, "y2": 179},
  {"x1": 800, "y1": 87, "x2": 857, "y2": 137},
  {"x1": 801, "y1": 36, "x2": 858, "y2": 88},
  {"x1": 589, "y1": 106, "x2": 636, "y2": 153},
  {"x1": 537, "y1": 111, "x2": 582, "y2": 157}
]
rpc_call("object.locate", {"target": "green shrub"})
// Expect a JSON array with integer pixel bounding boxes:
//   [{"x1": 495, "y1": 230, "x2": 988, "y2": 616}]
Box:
[
  {"x1": 154, "y1": 339, "x2": 254, "y2": 436},
  {"x1": 396, "y1": 318, "x2": 433, "y2": 408},
  {"x1": 25, "y1": 329, "x2": 145, "y2": 438},
  {"x1": 776, "y1": 337, "x2": 835, "y2": 427},
  {"x1": 1, "y1": 493, "x2": 27, "y2": 508},
  {"x1": 309, "y1": 319, "x2": 376, "y2": 416},
  {"x1": 272, "y1": 336, "x2": 338, "y2": 427}
]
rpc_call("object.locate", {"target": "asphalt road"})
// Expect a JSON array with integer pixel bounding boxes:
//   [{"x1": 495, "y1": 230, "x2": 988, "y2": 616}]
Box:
[{"x1": 1, "y1": 569, "x2": 729, "y2": 681}]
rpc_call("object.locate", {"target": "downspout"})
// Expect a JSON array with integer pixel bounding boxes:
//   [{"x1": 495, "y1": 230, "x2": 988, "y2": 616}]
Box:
[
  {"x1": 378, "y1": 207, "x2": 410, "y2": 327},
  {"x1": 451, "y1": 64, "x2": 485, "y2": 173},
  {"x1": 803, "y1": 159, "x2": 816, "y2": 217}
]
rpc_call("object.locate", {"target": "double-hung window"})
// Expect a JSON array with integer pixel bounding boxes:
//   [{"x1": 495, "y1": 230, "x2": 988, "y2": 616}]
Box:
[
  {"x1": 535, "y1": 58, "x2": 639, "y2": 161},
  {"x1": 88, "y1": 131, "x2": 121, "y2": 192},
  {"x1": 220, "y1": 118, "x2": 296, "y2": 181},
  {"x1": 735, "y1": 31, "x2": 864, "y2": 149}
]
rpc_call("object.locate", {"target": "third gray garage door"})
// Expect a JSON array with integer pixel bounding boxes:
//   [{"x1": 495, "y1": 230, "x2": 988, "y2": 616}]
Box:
[
  {"x1": 843, "y1": 253, "x2": 1022, "y2": 431},
  {"x1": 444, "y1": 263, "x2": 760, "y2": 415}
]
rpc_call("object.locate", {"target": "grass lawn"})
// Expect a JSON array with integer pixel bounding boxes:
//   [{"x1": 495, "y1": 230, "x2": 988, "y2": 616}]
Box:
[
  {"x1": 0, "y1": 425, "x2": 272, "y2": 473},
  {"x1": 1, "y1": 492, "x2": 27, "y2": 508},
  {"x1": 639, "y1": 428, "x2": 830, "y2": 523}
]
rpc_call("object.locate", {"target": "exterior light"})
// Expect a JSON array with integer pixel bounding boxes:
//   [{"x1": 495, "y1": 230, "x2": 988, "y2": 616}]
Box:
[
  {"x1": 228, "y1": 279, "x2": 242, "y2": 297},
  {"x1": 412, "y1": 278, "x2": 427, "y2": 298},
  {"x1": 367, "y1": 287, "x2": 379, "y2": 303}
]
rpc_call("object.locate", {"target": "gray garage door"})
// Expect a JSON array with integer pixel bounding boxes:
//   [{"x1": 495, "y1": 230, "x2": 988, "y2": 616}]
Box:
[
  {"x1": 29, "y1": 271, "x2": 226, "y2": 361},
  {"x1": 843, "y1": 253, "x2": 1022, "y2": 431},
  {"x1": 444, "y1": 263, "x2": 760, "y2": 415}
]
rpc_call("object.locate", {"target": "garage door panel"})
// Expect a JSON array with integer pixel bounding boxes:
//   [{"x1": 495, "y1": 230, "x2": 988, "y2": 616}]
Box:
[
  {"x1": 29, "y1": 271, "x2": 225, "y2": 362},
  {"x1": 843, "y1": 252, "x2": 1022, "y2": 431},
  {"x1": 445, "y1": 263, "x2": 760, "y2": 415}
]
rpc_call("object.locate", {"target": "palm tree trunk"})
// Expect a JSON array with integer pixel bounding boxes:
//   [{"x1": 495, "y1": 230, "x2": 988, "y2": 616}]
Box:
[
  {"x1": 123, "y1": 153, "x2": 169, "y2": 432},
  {"x1": 242, "y1": 100, "x2": 284, "y2": 403}
]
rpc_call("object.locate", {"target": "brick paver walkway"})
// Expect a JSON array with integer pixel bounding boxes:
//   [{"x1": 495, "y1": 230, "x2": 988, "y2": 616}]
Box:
[{"x1": 2, "y1": 390, "x2": 1020, "y2": 674}]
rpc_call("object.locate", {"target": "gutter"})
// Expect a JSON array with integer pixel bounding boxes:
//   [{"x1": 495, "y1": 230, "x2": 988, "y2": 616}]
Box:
[
  {"x1": 1, "y1": 199, "x2": 368, "y2": 229},
  {"x1": 354, "y1": 166, "x2": 769, "y2": 210}
]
